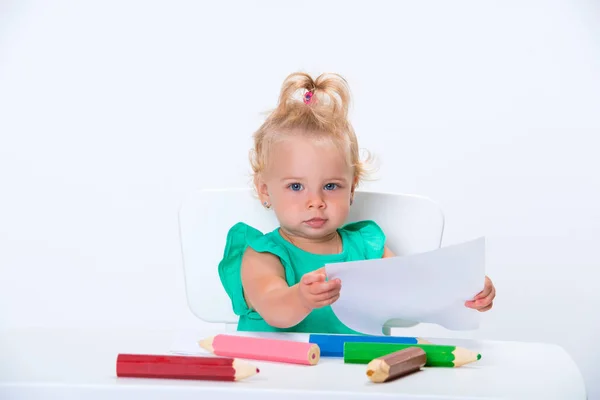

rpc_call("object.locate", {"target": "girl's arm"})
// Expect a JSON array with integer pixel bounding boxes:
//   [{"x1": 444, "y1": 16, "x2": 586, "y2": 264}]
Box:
[{"x1": 240, "y1": 248, "x2": 312, "y2": 328}]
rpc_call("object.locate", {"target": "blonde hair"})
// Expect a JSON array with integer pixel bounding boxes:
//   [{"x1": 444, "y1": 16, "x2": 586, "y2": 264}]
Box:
[{"x1": 250, "y1": 72, "x2": 371, "y2": 188}]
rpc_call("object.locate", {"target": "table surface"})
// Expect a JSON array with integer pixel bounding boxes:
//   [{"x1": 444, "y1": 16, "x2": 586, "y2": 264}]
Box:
[{"x1": 0, "y1": 327, "x2": 587, "y2": 400}]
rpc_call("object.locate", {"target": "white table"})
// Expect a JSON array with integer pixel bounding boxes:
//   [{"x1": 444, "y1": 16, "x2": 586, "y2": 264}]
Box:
[{"x1": 0, "y1": 327, "x2": 586, "y2": 399}]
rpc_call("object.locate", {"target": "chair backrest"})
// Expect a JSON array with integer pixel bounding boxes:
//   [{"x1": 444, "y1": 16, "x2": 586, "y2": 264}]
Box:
[{"x1": 178, "y1": 188, "x2": 445, "y2": 324}]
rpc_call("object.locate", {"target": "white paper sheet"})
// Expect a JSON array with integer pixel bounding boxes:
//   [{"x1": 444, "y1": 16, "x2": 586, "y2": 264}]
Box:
[{"x1": 325, "y1": 237, "x2": 486, "y2": 335}]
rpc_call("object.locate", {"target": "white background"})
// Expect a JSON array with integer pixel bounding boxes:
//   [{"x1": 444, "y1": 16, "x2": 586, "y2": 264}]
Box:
[{"x1": 1, "y1": 0, "x2": 599, "y2": 397}]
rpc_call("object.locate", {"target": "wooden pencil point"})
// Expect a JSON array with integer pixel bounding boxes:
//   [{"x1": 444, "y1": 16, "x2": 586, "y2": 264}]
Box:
[
  {"x1": 232, "y1": 359, "x2": 260, "y2": 381},
  {"x1": 366, "y1": 359, "x2": 391, "y2": 383},
  {"x1": 452, "y1": 347, "x2": 480, "y2": 367},
  {"x1": 198, "y1": 336, "x2": 215, "y2": 353},
  {"x1": 366, "y1": 348, "x2": 426, "y2": 383}
]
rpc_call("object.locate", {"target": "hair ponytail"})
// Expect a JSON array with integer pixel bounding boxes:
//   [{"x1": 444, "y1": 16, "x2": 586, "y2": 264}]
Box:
[{"x1": 250, "y1": 71, "x2": 371, "y2": 186}]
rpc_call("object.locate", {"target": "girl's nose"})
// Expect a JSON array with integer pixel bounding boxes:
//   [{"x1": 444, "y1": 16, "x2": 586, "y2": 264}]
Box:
[{"x1": 307, "y1": 192, "x2": 326, "y2": 209}]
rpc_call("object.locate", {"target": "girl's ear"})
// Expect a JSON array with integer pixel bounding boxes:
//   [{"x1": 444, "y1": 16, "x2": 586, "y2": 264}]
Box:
[
  {"x1": 255, "y1": 175, "x2": 270, "y2": 205},
  {"x1": 350, "y1": 175, "x2": 359, "y2": 205},
  {"x1": 351, "y1": 175, "x2": 359, "y2": 194}
]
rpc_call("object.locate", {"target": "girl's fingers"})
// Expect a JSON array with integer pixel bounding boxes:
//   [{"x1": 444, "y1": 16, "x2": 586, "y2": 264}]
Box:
[
  {"x1": 465, "y1": 287, "x2": 496, "y2": 311},
  {"x1": 312, "y1": 287, "x2": 341, "y2": 303},
  {"x1": 301, "y1": 271, "x2": 326, "y2": 285},
  {"x1": 314, "y1": 293, "x2": 340, "y2": 307},
  {"x1": 307, "y1": 279, "x2": 341, "y2": 295},
  {"x1": 465, "y1": 285, "x2": 495, "y2": 310},
  {"x1": 475, "y1": 278, "x2": 493, "y2": 299},
  {"x1": 477, "y1": 285, "x2": 496, "y2": 307}
]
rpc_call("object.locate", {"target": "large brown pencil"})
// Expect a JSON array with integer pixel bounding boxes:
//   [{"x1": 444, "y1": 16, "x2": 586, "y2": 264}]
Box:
[{"x1": 366, "y1": 347, "x2": 427, "y2": 383}]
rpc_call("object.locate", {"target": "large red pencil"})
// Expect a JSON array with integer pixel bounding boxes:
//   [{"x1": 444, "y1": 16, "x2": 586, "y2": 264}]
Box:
[{"x1": 116, "y1": 354, "x2": 259, "y2": 381}]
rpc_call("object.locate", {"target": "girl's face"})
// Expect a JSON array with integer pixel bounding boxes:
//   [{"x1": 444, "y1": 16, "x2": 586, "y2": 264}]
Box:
[{"x1": 257, "y1": 132, "x2": 355, "y2": 241}]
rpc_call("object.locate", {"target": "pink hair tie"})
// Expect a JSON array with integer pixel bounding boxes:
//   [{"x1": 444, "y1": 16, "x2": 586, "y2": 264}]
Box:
[{"x1": 303, "y1": 90, "x2": 314, "y2": 104}]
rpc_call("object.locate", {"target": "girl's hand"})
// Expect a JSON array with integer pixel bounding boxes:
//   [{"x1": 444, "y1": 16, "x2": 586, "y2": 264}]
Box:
[
  {"x1": 298, "y1": 268, "x2": 341, "y2": 310},
  {"x1": 465, "y1": 276, "x2": 495, "y2": 312}
]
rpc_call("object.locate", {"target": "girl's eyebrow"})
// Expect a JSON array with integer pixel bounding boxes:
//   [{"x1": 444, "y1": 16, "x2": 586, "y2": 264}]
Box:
[
  {"x1": 325, "y1": 177, "x2": 349, "y2": 182},
  {"x1": 280, "y1": 177, "x2": 348, "y2": 181},
  {"x1": 280, "y1": 176, "x2": 349, "y2": 182}
]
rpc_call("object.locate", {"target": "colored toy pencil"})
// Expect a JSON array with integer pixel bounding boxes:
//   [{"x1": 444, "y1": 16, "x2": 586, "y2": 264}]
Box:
[
  {"x1": 308, "y1": 333, "x2": 430, "y2": 357},
  {"x1": 178, "y1": 331, "x2": 428, "y2": 358},
  {"x1": 116, "y1": 353, "x2": 259, "y2": 381},
  {"x1": 199, "y1": 334, "x2": 320, "y2": 365},
  {"x1": 344, "y1": 343, "x2": 481, "y2": 367},
  {"x1": 366, "y1": 347, "x2": 427, "y2": 383}
]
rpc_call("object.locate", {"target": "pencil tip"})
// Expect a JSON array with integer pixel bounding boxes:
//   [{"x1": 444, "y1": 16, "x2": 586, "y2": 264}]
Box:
[
  {"x1": 198, "y1": 336, "x2": 215, "y2": 353},
  {"x1": 477, "y1": 354, "x2": 481, "y2": 360},
  {"x1": 256, "y1": 368, "x2": 260, "y2": 373}
]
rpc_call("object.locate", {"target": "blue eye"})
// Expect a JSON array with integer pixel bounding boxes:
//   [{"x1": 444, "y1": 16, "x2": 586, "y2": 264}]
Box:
[
  {"x1": 289, "y1": 183, "x2": 303, "y2": 191},
  {"x1": 324, "y1": 183, "x2": 338, "y2": 190}
]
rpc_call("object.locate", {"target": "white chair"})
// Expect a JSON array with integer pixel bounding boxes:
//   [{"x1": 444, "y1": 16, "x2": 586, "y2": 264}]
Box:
[{"x1": 178, "y1": 188, "x2": 445, "y2": 333}]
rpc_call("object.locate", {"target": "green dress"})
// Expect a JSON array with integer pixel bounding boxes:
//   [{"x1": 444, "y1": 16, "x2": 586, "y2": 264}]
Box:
[{"x1": 218, "y1": 220, "x2": 386, "y2": 334}]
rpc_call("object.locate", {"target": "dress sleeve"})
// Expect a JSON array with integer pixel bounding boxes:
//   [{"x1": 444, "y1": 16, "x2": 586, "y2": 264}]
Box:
[
  {"x1": 342, "y1": 220, "x2": 387, "y2": 259},
  {"x1": 218, "y1": 222, "x2": 295, "y2": 318}
]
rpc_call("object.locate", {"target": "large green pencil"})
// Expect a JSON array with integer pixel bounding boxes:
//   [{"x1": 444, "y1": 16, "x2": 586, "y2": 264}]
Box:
[{"x1": 344, "y1": 342, "x2": 482, "y2": 368}]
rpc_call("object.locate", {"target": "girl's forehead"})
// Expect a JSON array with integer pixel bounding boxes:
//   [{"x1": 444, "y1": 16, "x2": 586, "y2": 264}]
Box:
[{"x1": 267, "y1": 135, "x2": 353, "y2": 177}]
